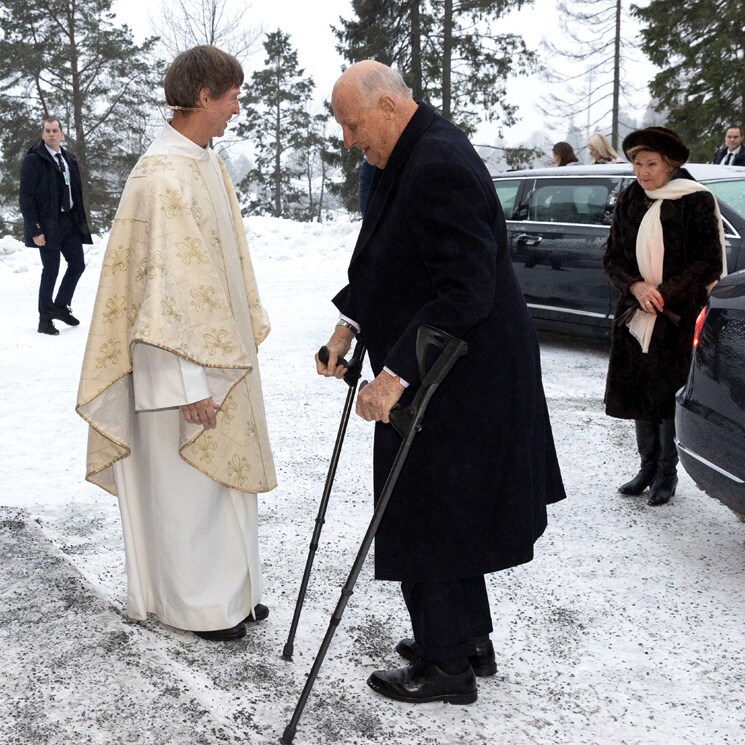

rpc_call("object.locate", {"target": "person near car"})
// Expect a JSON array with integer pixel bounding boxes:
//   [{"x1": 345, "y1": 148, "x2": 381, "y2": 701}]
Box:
[
  {"x1": 318, "y1": 60, "x2": 566, "y2": 706},
  {"x1": 712, "y1": 126, "x2": 745, "y2": 166},
  {"x1": 77, "y1": 46, "x2": 276, "y2": 642},
  {"x1": 603, "y1": 126, "x2": 727, "y2": 506},
  {"x1": 552, "y1": 141, "x2": 579, "y2": 166},
  {"x1": 19, "y1": 116, "x2": 92, "y2": 336},
  {"x1": 587, "y1": 132, "x2": 620, "y2": 164}
]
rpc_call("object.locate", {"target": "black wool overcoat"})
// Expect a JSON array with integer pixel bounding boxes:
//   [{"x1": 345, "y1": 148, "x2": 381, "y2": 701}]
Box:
[
  {"x1": 19, "y1": 142, "x2": 92, "y2": 249},
  {"x1": 333, "y1": 104, "x2": 566, "y2": 583},
  {"x1": 603, "y1": 172, "x2": 724, "y2": 422}
]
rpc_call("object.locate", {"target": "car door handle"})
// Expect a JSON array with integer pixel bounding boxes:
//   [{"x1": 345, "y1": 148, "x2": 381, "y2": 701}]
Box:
[{"x1": 516, "y1": 234, "x2": 542, "y2": 246}]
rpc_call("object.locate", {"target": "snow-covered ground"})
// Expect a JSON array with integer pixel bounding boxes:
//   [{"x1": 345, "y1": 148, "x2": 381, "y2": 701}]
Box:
[{"x1": 1, "y1": 217, "x2": 744, "y2": 745}]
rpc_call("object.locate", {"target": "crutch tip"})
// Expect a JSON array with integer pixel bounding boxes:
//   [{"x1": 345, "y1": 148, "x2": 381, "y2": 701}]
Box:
[
  {"x1": 281, "y1": 643, "x2": 294, "y2": 661},
  {"x1": 280, "y1": 726, "x2": 296, "y2": 744}
]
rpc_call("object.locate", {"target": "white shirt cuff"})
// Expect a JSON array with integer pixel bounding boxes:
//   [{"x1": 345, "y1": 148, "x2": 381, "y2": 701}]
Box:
[
  {"x1": 383, "y1": 366, "x2": 409, "y2": 388},
  {"x1": 338, "y1": 314, "x2": 360, "y2": 333}
]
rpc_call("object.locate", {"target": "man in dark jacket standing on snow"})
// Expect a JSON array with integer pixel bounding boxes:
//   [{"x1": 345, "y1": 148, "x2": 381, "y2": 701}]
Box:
[
  {"x1": 318, "y1": 61, "x2": 566, "y2": 706},
  {"x1": 19, "y1": 116, "x2": 92, "y2": 335}
]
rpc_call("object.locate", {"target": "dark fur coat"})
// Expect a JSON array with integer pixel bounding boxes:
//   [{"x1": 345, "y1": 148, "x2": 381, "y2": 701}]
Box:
[{"x1": 603, "y1": 171, "x2": 724, "y2": 422}]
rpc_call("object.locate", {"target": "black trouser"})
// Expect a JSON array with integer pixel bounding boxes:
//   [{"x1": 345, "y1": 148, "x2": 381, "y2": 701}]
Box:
[
  {"x1": 401, "y1": 575, "x2": 493, "y2": 663},
  {"x1": 37, "y1": 212, "x2": 85, "y2": 320}
]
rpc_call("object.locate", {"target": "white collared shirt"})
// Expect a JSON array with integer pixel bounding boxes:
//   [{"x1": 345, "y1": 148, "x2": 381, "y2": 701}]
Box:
[
  {"x1": 45, "y1": 144, "x2": 74, "y2": 210},
  {"x1": 723, "y1": 146, "x2": 742, "y2": 165}
]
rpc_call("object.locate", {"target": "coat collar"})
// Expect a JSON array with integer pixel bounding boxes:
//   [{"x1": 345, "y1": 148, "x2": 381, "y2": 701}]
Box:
[
  {"x1": 31, "y1": 140, "x2": 72, "y2": 165},
  {"x1": 351, "y1": 102, "x2": 439, "y2": 264}
]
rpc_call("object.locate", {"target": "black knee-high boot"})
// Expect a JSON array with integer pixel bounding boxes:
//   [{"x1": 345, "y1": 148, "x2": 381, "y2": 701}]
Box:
[
  {"x1": 618, "y1": 420, "x2": 659, "y2": 495},
  {"x1": 648, "y1": 419, "x2": 678, "y2": 506}
]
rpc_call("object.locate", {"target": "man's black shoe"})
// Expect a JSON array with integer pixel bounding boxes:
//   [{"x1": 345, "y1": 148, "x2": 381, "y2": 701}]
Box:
[
  {"x1": 367, "y1": 659, "x2": 477, "y2": 704},
  {"x1": 396, "y1": 637, "x2": 497, "y2": 677},
  {"x1": 38, "y1": 319, "x2": 59, "y2": 335},
  {"x1": 51, "y1": 304, "x2": 80, "y2": 326},
  {"x1": 244, "y1": 603, "x2": 269, "y2": 623},
  {"x1": 193, "y1": 621, "x2": 246, "y2": 641}
]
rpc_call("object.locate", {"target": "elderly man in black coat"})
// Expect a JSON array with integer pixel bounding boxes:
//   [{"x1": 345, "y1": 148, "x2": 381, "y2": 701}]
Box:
[
  {"x1": 318, "y1": 61, "x2": 566, "y2": 706},
  {"x1": 19, "y1": 116, "x2": 92, "y2": 335}
]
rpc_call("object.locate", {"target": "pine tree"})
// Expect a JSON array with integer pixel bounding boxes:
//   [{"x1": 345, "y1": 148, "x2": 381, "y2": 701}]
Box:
[
  {"x1": 0, "y1": 0, "x2": 161, "y2": 231},
  {"x1": 334, "y1": 0, "x2": 429, "y2": 100},
  {"x1": 333, "y1": 0, "x2": 536, "y2": 205},
  {"x1": 293, "y1": 111, "x2": 339, "y2": 222},
  {"x1": 633, "y1": 0, "x2": 745, "y2": 161},
  {"x1": 325, "y1": 137, "x2": 366, "y2": 214},
  {"x1": 237, "y1": 30, "x2": 317, "y2": 219},
  {"x1": 540, "y1": 0, "x2": 636, "y2": 150},
  {"x1": 334, "y1": 0, "x2": 536, "y2": 134}
]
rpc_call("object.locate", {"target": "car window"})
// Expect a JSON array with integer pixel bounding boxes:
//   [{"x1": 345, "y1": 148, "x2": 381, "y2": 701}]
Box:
[
  {"x1": 705, "y1": 180, "x2": 745, "y2": 221},
  {"x1": 494, "y1": 179, "x2": 521, "y2": 219},
  {"x1": 524, "y1": 181, "x2": 611, "y2": 225}
]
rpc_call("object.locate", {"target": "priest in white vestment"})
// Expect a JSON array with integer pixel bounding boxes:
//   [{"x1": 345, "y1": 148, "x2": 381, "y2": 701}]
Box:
[{"x1": 77, "y1": 47, "x2": 277, "y2": 641}]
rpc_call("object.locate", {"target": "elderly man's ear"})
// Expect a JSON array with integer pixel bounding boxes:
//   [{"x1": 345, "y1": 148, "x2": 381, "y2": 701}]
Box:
[{"x1": 378, "y1": 95, "x2": 396, "y2": 118}]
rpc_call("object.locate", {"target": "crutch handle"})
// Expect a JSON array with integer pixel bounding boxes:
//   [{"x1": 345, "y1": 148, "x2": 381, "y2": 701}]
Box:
[
  {"x1": 318, "y1": 345, "x2": 348, "y2": 369},
  {"x1": 319, "y1": 341, "x2": 366, "y2": 387}
]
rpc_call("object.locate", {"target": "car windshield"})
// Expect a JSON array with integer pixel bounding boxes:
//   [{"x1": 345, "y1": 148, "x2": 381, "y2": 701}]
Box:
[{"x1": 705, "y1": 179, "x2": 745, "y2": 219}]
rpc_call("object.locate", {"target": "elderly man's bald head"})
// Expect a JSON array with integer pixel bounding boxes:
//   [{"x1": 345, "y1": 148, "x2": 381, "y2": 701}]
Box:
[
  {"x1": 331, "y1": 61, "x2": 417, "y2": 169},
  {"x1": 332, "y1": 60, "x2": 412, "y2": 107}
]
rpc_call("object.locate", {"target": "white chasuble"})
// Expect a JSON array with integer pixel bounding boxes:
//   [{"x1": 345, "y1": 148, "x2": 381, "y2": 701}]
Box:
[{"x1": 77, "y1": 123, "x2": 275, "y2": 630}]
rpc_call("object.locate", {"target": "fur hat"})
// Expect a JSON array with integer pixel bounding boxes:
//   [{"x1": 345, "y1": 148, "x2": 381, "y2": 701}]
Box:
[{"x1": 622, "y1": 127, "x2": 690, "y2": 164}]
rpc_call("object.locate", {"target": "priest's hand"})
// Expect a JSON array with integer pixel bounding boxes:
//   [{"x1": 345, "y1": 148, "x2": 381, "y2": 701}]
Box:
[
  {"x1": 182, "y1": 397, "x2": 221, "y2": 429},
  {"x1": 356, "y1": 370, "x2": 404, "y2": 423}
]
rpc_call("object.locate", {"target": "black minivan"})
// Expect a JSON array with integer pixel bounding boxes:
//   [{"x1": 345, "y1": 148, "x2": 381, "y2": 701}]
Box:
[{"x1": 493, "y1": 163, "x2": 745, "y2": 338}]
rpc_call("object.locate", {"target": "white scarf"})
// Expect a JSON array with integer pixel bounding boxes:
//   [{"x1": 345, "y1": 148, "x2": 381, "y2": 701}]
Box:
[{"x1": 627, "y1": 178, "x2": 727, "y2": 353}]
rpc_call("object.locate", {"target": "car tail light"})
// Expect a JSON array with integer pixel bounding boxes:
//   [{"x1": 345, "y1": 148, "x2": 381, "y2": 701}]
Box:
[{"x1": 693, "y1": 306, "x2": 707, "y2": 348}]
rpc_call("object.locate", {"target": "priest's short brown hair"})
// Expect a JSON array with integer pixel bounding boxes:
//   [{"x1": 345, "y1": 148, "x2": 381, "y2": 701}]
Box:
[{"x1": 164, "y1": 45, "x2": 243, "y2": 110}]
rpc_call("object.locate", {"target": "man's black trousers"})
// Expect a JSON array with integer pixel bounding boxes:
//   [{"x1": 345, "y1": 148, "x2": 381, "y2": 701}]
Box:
[
  {"x1": 37, "y1": 211, "x2": 85, "y2": 321},
  {"x1": 401, "y1": 575, "x2": 493, "y2": 663}
]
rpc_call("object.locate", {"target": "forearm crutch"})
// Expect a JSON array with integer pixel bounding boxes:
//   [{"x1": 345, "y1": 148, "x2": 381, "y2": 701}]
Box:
[
  {"x1": 280, "y1": 326, "x2": 468, "y2": 745},
  {"x1": 282, "y1": 340, "x2": 367, "y2": 662}
]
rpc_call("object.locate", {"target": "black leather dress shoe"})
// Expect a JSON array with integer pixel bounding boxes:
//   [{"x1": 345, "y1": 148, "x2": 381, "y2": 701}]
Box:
[
  {"x1": 367, "y1": 660, "x2": 477, "y2": 705},
  {"x1": 38, "y1": 319, "x2": 59, "y2": 335},
  {"x1": 244, "y1": 603, "x2": 269, "y2": 623},
  {"x1": 193, "y1": 621, "x2": 246, "y2": 641},
  {"x1": 396, "y1": 637, "x2": 497, "y2": 677},
  {"x1": 51, "y1": 304, "x2": 80, "y2": 326}
]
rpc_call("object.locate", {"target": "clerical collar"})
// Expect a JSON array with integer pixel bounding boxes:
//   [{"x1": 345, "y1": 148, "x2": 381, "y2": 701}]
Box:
[{"x1": 145, "y1": 121, "x2": 211, "y2": 160}]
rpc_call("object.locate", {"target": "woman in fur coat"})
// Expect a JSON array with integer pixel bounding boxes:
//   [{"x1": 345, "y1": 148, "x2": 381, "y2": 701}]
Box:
[{"x1": 603, "y1": 127, "x2": 726, "y2": 505}]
